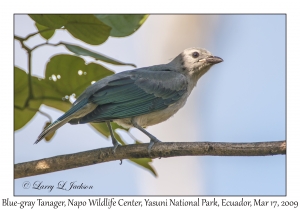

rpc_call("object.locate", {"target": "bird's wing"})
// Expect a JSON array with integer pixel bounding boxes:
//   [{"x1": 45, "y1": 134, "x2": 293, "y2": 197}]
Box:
[{"x1": 77, "y1": 70, "x2": 188, "y2": 123}]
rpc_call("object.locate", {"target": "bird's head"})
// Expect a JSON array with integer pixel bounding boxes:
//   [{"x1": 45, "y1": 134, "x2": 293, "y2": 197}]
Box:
[{"x1": 171, "y1": 47, "x2": 223, "y2": 80}]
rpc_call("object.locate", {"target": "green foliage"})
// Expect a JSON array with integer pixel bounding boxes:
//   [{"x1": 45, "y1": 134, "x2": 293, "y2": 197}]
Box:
[
  {"x1": 44, "y1": 54, "x2": 114, "y2": 101},
  {"x1": 95, "y1": 14, "x2": 149, "y2": 37},
  {"x1": 90, "y1": 122, "x2": 128, "y2": 145},
  {"x1": 30, "y1": 14, "x2": 110, "y2": 45},
  {"x1": 29, "y1": 14, "x2": 67, "y2": 28},
  {"x1": 131, "y1": 158, "x2": 157, "y2": 176},
  {"x1": 14, "y1": 67, "x2": 30, "y2": 109},
  {"x1": 29, "y1": 14, "x2": 148, "y2": 44},
  {"x1": 61, "y1": 42, "x2": 136, "y2": 67},
  {"x1": 14, "y1": 67, "x2": 42, "y2": 130},
  {"x1": 15, "y1": 14, "x2": 155, "y2": 176},
  {"x1": 35, "y1": 23, "x2": 55, "y2": 40}
]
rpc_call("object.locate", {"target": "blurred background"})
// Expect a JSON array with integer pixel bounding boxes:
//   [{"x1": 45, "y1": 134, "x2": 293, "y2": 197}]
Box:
[{"x1": 14, "y1": 14, "x2": 285, "y2": 195}]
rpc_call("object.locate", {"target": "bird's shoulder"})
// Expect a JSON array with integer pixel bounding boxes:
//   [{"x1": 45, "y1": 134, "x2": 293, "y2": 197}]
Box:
[{"x1": 131, "y1": 68, "x2": 188, "y2": 94}]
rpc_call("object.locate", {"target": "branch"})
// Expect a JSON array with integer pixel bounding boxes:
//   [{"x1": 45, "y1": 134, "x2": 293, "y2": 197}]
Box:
[
  {"x1": 19, "y1": 28, "x2": 58, "y2": 42},
  {"x1": 14, "y1": 35, "x2": 30, "y2": 51},
  {"x1": 26, "y1": 50, "x2": 33, "y2": 104},
  {"x1": 27, "y1": 107, "x2": 53, "y2": 122},
  {"x1": 31, "y1": 42, "x2": 61, "y2": 51},
  {"x1": 14, "y1": 140, "x2": 286, "y2": 179}
]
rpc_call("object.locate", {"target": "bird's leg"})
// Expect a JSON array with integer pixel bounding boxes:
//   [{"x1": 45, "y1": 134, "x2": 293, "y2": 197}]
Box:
[
  {"x1": 132, "y1": 121, "x2": 161, "y2": 154},
  {"x1": 106, "y1": 121, "x2": 120, "y2": 153}
]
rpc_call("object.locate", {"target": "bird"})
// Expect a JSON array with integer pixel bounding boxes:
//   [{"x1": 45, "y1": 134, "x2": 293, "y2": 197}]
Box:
[{"x1": 35, "y1": 47, "x2": 223, "y2": 153}]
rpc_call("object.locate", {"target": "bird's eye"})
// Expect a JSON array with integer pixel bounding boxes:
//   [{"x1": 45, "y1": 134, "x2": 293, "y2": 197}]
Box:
[{"x1": 192, "y1": 51, "x2": 200, "y2": 58}]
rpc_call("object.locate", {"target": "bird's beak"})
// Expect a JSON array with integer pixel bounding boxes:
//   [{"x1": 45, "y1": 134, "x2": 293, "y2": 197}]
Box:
[{"x1": 205, "y1": 56, "x2": 223, "y2": 64}]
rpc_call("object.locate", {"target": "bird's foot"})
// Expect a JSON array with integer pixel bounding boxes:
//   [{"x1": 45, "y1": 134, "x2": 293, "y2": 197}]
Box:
[
  {"x1": 112, "y1": 137, "x2": 120, "y2": 154},
  {"x1": 148, "y1": 138, "x2": 161, "y2": 155}
]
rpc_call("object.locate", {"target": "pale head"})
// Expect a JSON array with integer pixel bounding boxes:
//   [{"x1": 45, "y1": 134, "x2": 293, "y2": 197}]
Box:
[{"x1": 170, "y1": 47, "x2": 223, "y2": 80}]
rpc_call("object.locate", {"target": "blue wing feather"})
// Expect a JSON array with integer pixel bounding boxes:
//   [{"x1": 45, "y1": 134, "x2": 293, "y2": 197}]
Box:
[{"x1": 74, "y1": 70, "x2": 188, "y2": 123}]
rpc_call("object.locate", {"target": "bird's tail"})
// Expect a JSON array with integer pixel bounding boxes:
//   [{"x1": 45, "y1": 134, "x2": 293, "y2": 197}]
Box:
[
  {"x1": 34, "y1": 117, "x2": 70, "y2": 144},
  {"x1": 34, "y1": 99, "x2": 97, "y2": 144}
]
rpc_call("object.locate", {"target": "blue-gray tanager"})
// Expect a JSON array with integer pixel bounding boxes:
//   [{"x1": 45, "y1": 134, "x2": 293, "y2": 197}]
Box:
[{"x1": 35, "y1": 48, "x2": 223, "y2": 153}]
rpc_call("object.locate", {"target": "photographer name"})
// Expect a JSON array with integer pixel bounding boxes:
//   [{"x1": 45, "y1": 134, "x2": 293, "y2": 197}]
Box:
[{"x1": 31, "y1": 181, "x2": 93, "y2": 192}]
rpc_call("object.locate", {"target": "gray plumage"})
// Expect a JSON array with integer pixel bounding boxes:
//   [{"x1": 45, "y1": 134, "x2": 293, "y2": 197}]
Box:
[{"x1": 35, "y1": 47, "x2": 223, "y2": 153}]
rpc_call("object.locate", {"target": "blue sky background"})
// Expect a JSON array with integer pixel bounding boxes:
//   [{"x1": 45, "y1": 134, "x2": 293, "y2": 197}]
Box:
[
  {"x1": 199, "y1": 15, "x2": 285, "y2": 195},
  {"x1": 14, "y1": 15, "x2": 285, "y2": 195}
]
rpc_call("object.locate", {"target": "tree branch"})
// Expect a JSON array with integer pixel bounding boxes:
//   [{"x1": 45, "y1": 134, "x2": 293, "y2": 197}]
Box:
[
  {"x1": 26, "y1": 50, "x2": 33, "y2": 105},
  {"x1": 14, "y1": 140, "x2": 286, "y2": 179},
  {"x1": 20, "y1": 28, "x2": 58, "y2": 42},
  {"x1": 31, "y1": 42, "x2": 61, "y2": 51}
]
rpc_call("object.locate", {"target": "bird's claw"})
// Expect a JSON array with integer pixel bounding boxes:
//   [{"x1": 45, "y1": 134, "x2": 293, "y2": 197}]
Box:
[
  {"x1": 112, "y1": 138, "x2": 120, "y2": 154},
  {"x1": 113, "y1": 142, "x2": 120, "y2": 154},
  {"x1": 148, "y1": 138, "x2": 161, "y2": 155}
]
